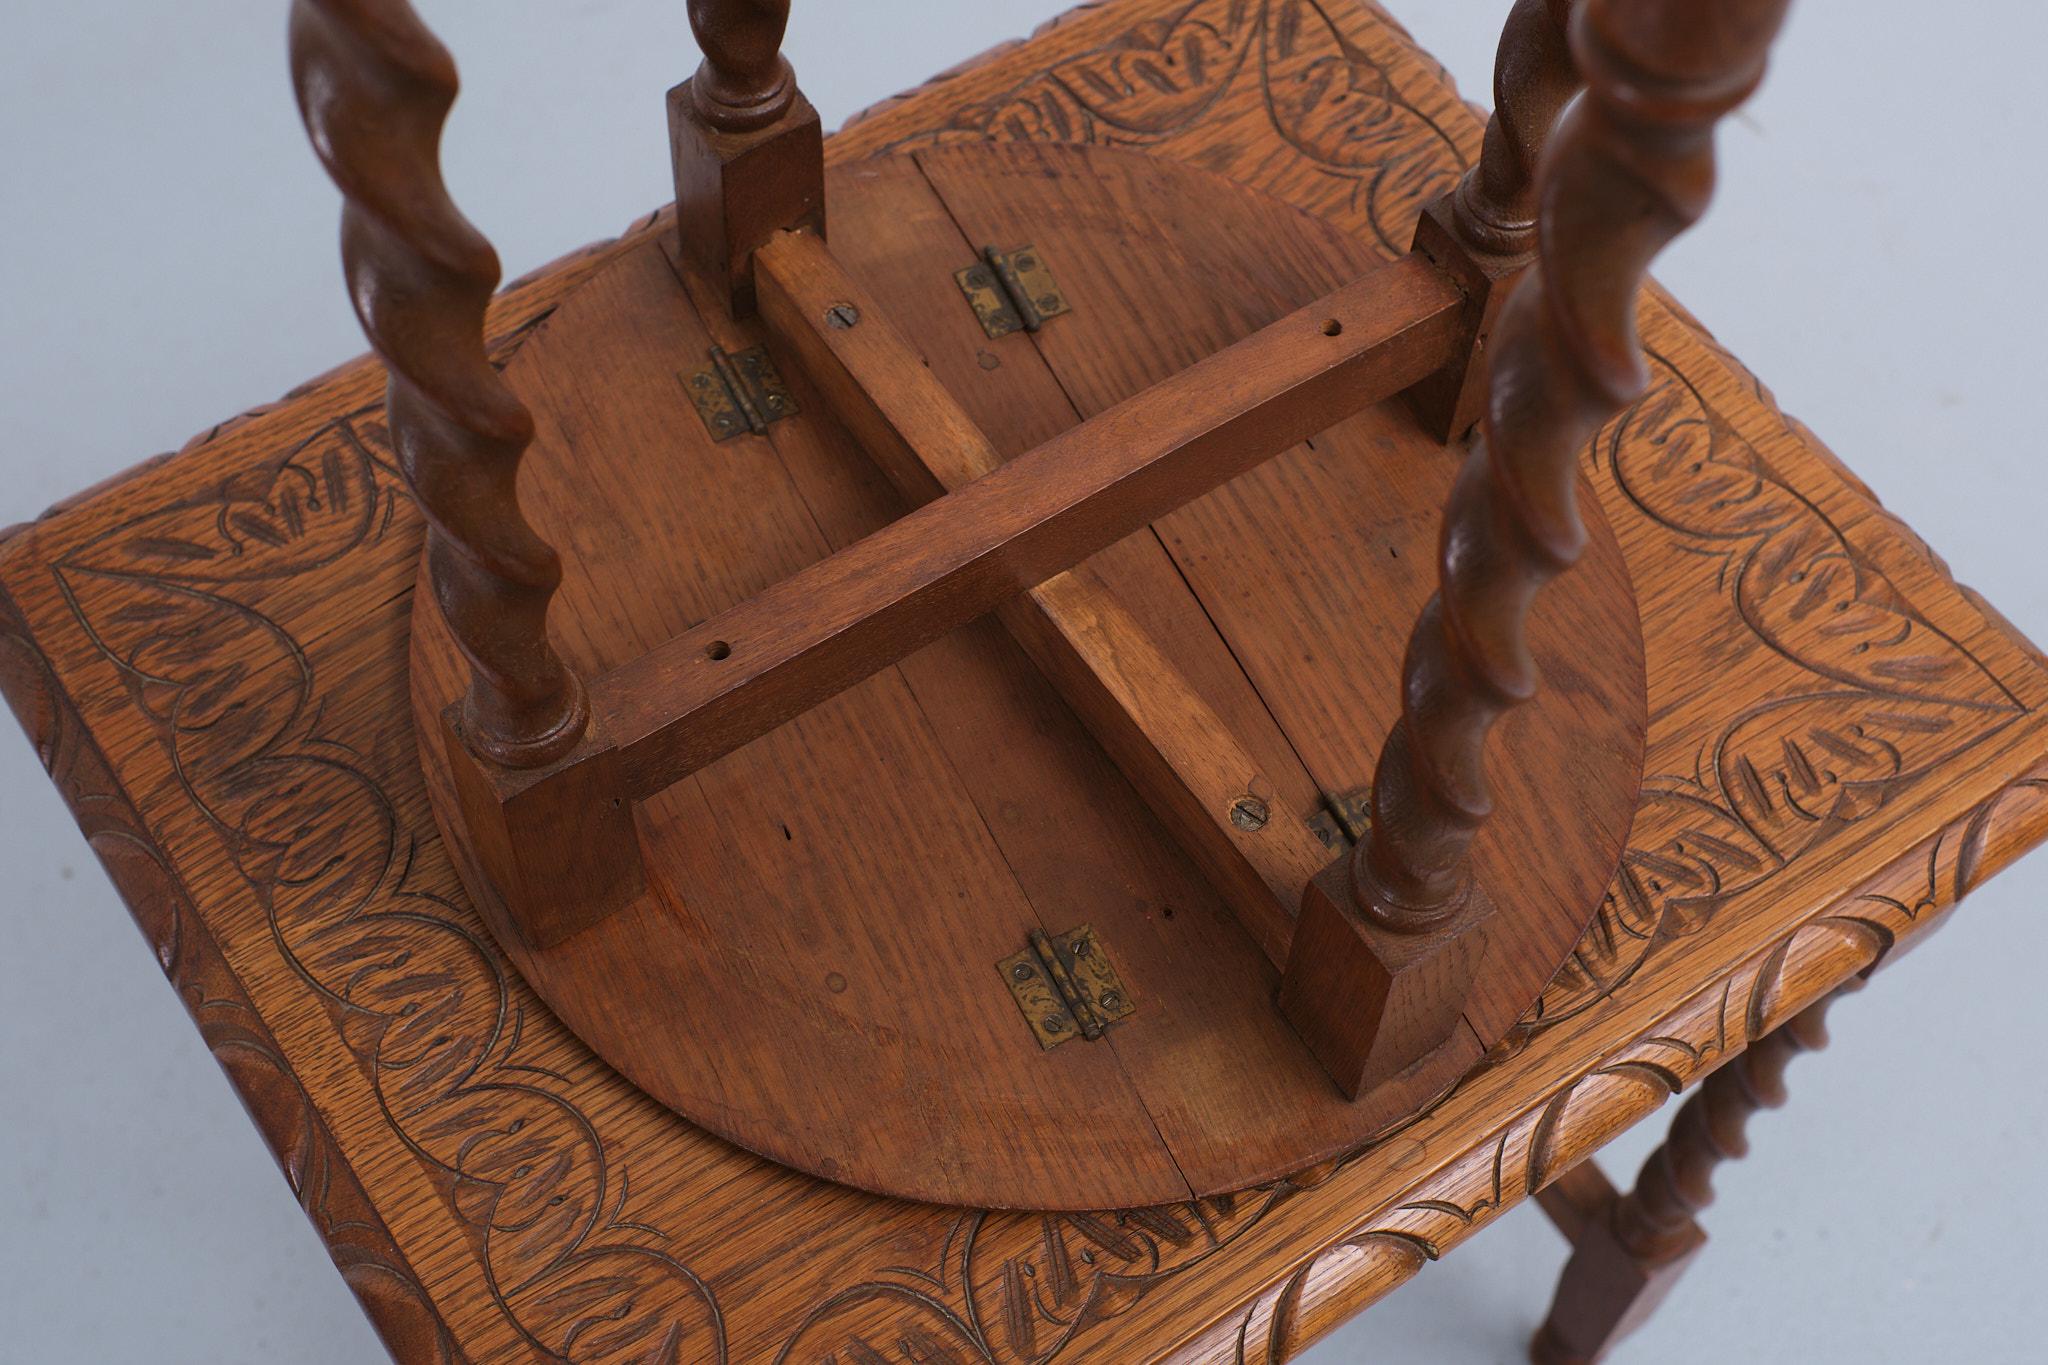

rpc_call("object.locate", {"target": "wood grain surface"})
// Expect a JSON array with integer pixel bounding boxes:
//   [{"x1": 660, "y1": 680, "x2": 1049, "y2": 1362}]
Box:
[
  {"x1": 406, "y1": 139, "x2": 1643, "y2": 1209},
  {"x1": 6, "y1": 1, "x2": 2048, "y2": 1360}
]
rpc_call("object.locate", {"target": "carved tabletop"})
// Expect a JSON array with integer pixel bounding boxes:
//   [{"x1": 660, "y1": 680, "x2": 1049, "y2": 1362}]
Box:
[{"x1": 5, "y1": 2, "x2": 2047, "y2": 1360}]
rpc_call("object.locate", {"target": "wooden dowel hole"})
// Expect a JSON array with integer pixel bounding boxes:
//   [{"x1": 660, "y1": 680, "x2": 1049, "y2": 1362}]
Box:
[
  {"x1": 706, "y1": 640, "x2": 733, "y2": 661},
  {"x1": 1321, "y1": 318, "x2": 1343, "y2": 336}
]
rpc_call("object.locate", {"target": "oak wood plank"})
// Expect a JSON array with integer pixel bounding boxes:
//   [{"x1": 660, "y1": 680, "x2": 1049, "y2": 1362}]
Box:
[
  {"x1": 756, "y1": 222, "x2": 1324, "y2": 964},
  {"x1": 593, "y1": 250, "x2": 1464, "y2": 791},
  {"x1": 426, "y1": 233, "x2": 1190, "y2": 1209},
  {"x1": 913, "y1": 140, "x2": 1646, "y2": 1045}
]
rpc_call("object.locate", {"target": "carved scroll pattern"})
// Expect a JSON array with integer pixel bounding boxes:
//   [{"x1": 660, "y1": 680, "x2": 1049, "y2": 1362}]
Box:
[
  {"x1": 1529, "y1": 353, "x2": 2026, "y2": 1033},
  {"x1": 0, "y1": 548, "x2": 460, "y2": 1364},
  {"x1": 873, "y1": 0, "x2": 1468, "y2": 256},
  {"x1": 42, "y1": 420, "x2": 728, "y2": 1363}
]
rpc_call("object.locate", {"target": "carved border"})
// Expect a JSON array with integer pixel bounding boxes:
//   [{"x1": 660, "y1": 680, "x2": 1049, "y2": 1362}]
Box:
[
  {"x1": 857, "y1": 0, "x2": 1468, "y2": 257},
  {"x1": 0, "y1": 529, "x2": 462, "y2": 1365},
  {"x1": 746, "y1": 761, "x2": 2048, "y2": 1363},
  {"x1": 39, "y1": 409, "x2": 732, "y2": 1362},
  {"x1": 1182, "y1": 759, "x2": 2048, "y2": 1362}
]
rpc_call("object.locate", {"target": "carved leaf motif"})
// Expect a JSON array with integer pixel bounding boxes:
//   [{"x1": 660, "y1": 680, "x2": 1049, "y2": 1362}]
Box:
[
  {"x1": 1536, "y1": 781, "x2": 1773, "y2": 1020},
  {"x1": 1609, "y1": 357, "x2": 2016, "y2": 708},
  {"x1": 777, "y1": 1191, "x2": 1290, "y2": 1364},
  {"x1": 74, "y1": 422, "x2": 388, "y2": 585},
  {"x1": 57, "y1": 414, "x2": 729, "y2": 1363},
  {"x1": 778, "y1": 1281, "x2": 986, "y2": 1365},
  {"x1": 53, "y1": 569, "x2": 308, "y2": 780},
  {"x1": 1538, "y1": 359, "x2": 2028, "y2": 1028},
  {"x1": 511, "y1": 1248, "x2": 726, "y2": 1363},
  {"x1": 1255, "y1": 0, "x2": 1460, "y2": 249},
  {"x1": 891, "y1": 0, "x2": 1462, "y2": 255},
  {"x1": 1713, "y1": 693, "x2": 2018, "y2": 860},
  {"x1": 1738, "y1": 517, "x2": 2004, "y2": 702},
  {"x1": 978, "y1": 1, "x2": 1259, "y2": 145}
]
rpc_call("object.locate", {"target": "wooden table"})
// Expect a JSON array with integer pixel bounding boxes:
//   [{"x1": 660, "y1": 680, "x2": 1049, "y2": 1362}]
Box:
[{"x1": 5, "y1": 2, "x2": 2045, "y2": 1359}]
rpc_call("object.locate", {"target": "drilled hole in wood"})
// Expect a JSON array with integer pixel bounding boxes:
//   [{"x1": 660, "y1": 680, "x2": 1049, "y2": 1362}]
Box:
[
  {"x1": 1321, "y1": 318, "x2": 1343, "y2": 336},
  {"x1": 706, "y1": 640, "x2": 733, "y2": 661}
]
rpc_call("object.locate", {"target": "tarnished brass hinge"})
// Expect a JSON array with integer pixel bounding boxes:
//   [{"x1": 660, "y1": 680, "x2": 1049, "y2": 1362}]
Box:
[
  {"x1": 686, "y1": 345, "x2": 798, "y2": 442},
  {"x1": 955, "y1": 244, "x2": 1072, "y2": 339},
  {"x1": 1307, "y1": 786, "x2": 1373, "y2": 851},
  {"x1": 999, "y1": 925, "x2": 1134, "y2": 1050}
]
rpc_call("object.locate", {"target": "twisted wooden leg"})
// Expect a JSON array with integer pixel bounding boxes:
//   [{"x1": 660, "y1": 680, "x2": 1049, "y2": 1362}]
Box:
[
  {"x1": 1530, "y1": 985, "x2": 1854, "y2": 1364},
  {"x1": 1406, "y1": 0, "x2": 1578, "y2": 440},
  {"x1": 1283, "y1": 0, "x2": 1790, "y2": 1098},
  {"x1": 670, "y1": 0, "x2": 824, "y2": 315}
]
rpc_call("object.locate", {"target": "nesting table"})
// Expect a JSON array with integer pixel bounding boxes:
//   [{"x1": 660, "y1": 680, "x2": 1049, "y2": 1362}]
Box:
[{"x1": 5, "y1": 2, "x2": 2045, "y2": 1360}]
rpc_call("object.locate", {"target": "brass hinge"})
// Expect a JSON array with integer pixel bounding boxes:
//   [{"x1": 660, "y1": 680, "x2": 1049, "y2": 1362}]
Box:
[
  {"x1": 1307, "y1": 786, "x2": 1373, "y2": 851},
  {"x1": 955, "y1": 244, "x2": 1072, "y2": 340},
  {"x1": 998, "y1": 924, "x2": 1134, "y2": 1050},
  {"x1": 686, "y1": 345, "x2": 798, "y2": 442}
]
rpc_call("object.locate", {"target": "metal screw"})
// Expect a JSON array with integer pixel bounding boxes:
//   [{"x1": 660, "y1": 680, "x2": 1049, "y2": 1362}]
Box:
[
  {"x1": 825, "y1": 302, "x2": 861, "y2": 329},
  {"x1": 1042, "y1": 1016, "x2": 1066, "y2": 1033},
  {"x1": 1099, "y1": 992, "x2": 1121, "y2": 1010},
  {"x1": 1229, "y1": 795, "x2": 1271, "y2": 832},
  {"x1": 1070, "y1": 939, "x2": 1090, "y2": 958},
  {"x1": 1012, "y1": 962, "x2": 1033, "y2": 982}
]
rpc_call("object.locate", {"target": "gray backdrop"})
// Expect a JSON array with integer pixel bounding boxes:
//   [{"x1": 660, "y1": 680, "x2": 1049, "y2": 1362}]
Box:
[{"x1": 3, "y1": 2, "x2": 2041, "y2": 1361}]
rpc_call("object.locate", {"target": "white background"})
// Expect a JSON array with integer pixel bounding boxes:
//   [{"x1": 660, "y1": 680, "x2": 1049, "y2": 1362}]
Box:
[{"x1": 2, "y1": 2, "x2": 2042, "y2": 1361}]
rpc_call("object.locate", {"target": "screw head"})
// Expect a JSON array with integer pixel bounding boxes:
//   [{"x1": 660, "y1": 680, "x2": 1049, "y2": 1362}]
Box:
[
  {"x1": 1229, "y1": 795, "x2": 1271, "y2": 832},
  {"x1": 826, "y1": 303, "x2": 861, "y2": 329},
  {"x1": 1099, "y1": 992, "x2": 1121, "y2": 1010},
  {"x1": 1012, "y1": 962, "x2": 1033, "y2": 982},
  {"x1": 1042, "y1": 1015, "x2": 1066, "y2": 1034}
]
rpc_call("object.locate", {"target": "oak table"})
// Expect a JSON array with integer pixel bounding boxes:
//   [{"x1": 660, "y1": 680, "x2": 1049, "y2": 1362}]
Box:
[{"x1": 5, "y1": 2, "x2": 2044, "y2": 1361}]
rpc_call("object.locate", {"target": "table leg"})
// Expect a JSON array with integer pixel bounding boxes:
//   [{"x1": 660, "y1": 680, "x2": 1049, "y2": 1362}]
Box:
[{"x1": 1529, "y1": 984, "x2": 1855, "y2": 1363}]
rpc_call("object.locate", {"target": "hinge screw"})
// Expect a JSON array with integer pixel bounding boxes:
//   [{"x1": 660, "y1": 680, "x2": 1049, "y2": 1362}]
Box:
[
  {"x1": 825, "y1": 303, "x2": 861, "y2": 329},
  {"x1": 1229, "y1": 795, "x2": 1271, "y2": 832}
]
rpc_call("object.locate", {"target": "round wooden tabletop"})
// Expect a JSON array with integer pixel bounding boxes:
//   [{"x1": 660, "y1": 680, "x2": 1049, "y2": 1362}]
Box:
[{"x1": 412, "y1": 143, "x2": 1647, "y2": 1209}]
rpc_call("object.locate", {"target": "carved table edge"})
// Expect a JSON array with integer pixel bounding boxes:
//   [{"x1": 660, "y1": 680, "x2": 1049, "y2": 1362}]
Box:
[
  {"x1": 1143, "y1": 758, "x2": 2048, "y2": 1364},
  {"x1": 11, "y1": 446, "x2": 2046, "y2": 1362},
  {"x1": 836, "y1": 1, "x2": 1115, "y2": 133},
  {"x1": 0, "y1": 535, "x2": 466, "y2": 1364}
]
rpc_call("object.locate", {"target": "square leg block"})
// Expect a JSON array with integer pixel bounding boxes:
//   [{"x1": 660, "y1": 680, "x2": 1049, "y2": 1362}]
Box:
[
  {"x1": 442, "y1": 709, "x2": 643, "y2": 949},
  {"x1": 1279, "y1": 858, "x2": 1494, "y2": 1098}
]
